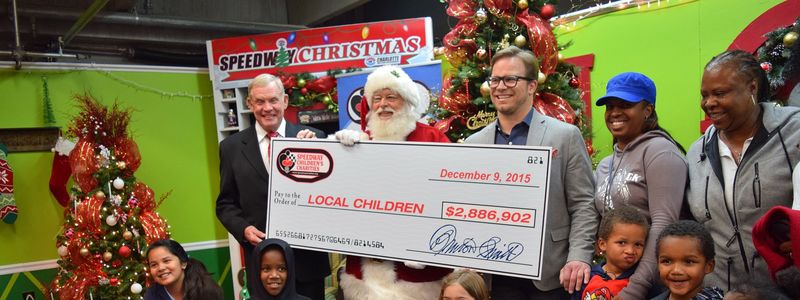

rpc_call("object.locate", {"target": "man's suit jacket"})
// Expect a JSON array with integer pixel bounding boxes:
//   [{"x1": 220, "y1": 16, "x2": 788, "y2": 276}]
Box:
[
  {"x1": 465, "y1": 110, "x2": 598, "y2": 291},
  {"x1": 216, "y1": 122, "x2": 329, "y2": 283}
]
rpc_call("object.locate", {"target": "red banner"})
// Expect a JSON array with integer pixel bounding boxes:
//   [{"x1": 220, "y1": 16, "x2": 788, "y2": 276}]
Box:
[{"x1": 207, "y1": 18, "x2": 433, "y2": 84}]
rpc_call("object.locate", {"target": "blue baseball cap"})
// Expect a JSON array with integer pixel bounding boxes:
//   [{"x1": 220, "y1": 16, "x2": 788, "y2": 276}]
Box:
[{"x1": 595, "y1": 72, "x2": 656, "y2": 106}]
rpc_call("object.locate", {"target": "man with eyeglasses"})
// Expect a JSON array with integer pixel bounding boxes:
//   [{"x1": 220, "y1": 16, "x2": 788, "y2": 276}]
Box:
[
  {"x1": 335, "y1": 65, "x2": 453, "y2": 299},
  {"x1": 465, "y1": 46, "x2": 598, "y2": 300}
]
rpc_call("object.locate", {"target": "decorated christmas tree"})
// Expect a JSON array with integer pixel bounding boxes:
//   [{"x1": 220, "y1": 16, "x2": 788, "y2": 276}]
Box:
[
  {"x1": 430, "y1": 0, "x2": 591, "y2": 154},
  {"x1": 49, "y1": 95, "x2": 170, "y2": 300},
  {"x1": 757, "y1": 17, "x2": 799, "y2": 104}
]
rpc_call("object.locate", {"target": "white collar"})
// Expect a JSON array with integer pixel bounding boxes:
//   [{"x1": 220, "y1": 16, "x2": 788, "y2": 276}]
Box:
[{"x1": 254, "y1": 119, "x2": 286, "y2": 142}]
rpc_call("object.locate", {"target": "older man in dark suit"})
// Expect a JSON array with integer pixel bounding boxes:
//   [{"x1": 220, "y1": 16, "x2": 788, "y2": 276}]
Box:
[
  {"x1": 465, "y1": 46, "x2": 598, "y2": 300},
  {"x1": 216, "y1": 74, "x2": 329, "y2": 299}
]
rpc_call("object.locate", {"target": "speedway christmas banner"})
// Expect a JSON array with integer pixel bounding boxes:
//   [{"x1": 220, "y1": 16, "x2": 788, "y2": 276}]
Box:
[{"x1": 206, "y1": 18, "x2": 434, "y2": 87}]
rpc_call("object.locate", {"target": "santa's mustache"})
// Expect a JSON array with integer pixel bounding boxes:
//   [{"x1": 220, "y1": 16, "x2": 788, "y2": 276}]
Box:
[{"x1": 373, "y1": 106, "x2": 395, "y2": 114}]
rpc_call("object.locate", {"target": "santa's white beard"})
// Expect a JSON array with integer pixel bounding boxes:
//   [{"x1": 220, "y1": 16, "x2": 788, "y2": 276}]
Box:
[{"x1": 367, "y1": 107, "x2": 417, "y2": 141}]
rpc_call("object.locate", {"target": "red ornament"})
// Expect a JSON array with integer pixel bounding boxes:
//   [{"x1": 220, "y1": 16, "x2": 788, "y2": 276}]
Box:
[
  {"x1": 300, "y1": 88, "x2": 308, "y2": 95},
  {"x1": 569, "y1": 78, "x2": 580, "y2": 88},
  {"x1": 540, "y1": 4, "x2": 556, "y2": 20},
  {"x1": 110, "y1": 277, "x2": 119, "y2": 286},
  {"x1": 112, "y1": 259, "x2": 122, "y2": 268},
  {"x1": 118, "y1": 245, "x2": 131, "y2": 258},
  {"x1": 760, "y1": 62, "x2": 772, "y2": 72}
]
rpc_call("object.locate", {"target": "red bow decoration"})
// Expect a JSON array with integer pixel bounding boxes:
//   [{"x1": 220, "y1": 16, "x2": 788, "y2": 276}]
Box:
[
  {"x1": 114, "y1": 137, "x2": 141, "y2": 174},
  {"x1": 516, "y1": 9, "x2": 559, "y2": 75},
  {"x1": 443, "y1": 20, "x2": 478, "y2": 52},
  {"x1": 140, "y1": 211, "x2": 169, "y2": 245},
  {"x1": 534, "y1": 92, "x2": 576, "y2": 124},
  {"x1": 440, "y1": 76, "x2": 476, "y2": 115},
  {"x1": 306, "y1": 75, "x2": 336, "y2": 93},
  {"x1": 279, "y1": 74, "x2": 297, "y2": 90},
  {"x1": 69, "y1": 139, "x2": 98, "y2": 193},
  {"x1": 484, "y1": 0, "x2": 513, "y2": 17},
  {"x1": 132, "y1": 182, "x2": 156, "y2": 212},
  {"x1": 75, "y1": 195, "x2": 104, "y2": 235},
  {"x1": 446, "y1": 0, "x2": 477, "y2": 18},
  {"x1": 434, "y1": 115, "x2": 466, "y2": 133}
]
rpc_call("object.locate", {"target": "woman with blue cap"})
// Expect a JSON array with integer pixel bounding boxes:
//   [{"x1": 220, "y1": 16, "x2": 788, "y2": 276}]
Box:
[{"x1": 593, "y1": 72, "x2": 687, "y2": 299}]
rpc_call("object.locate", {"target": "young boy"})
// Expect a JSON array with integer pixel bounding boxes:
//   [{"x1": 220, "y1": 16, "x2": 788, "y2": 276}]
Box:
[
  {"x1": 652, "y1": 220, "x2": 724, "y2": 300},
  {"x1": 576, "y1": 206, "x2": 649, "y2": 300}
]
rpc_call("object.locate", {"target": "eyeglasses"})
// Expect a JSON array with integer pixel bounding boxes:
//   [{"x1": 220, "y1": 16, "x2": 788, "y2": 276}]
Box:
[{"x1": 487, "y1": 76, "x2": 534, "y2": 88}]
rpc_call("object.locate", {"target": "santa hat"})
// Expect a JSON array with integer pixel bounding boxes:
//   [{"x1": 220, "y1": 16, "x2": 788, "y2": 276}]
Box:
[
  {"x1": 752, "y1": 206, "x2": 800, "y2": 280},
  {"x1": 363, "y1": 65, "x2": 420, "y2": 110},
  {"x1": 360, "y1": 65, "x2": 423, "y2": 131}
]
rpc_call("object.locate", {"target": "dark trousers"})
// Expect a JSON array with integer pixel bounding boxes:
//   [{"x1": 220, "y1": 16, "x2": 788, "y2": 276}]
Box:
[
  {"x1": 296, "y1": 278, "x2": 325, "y2": 300},
  {"x1": 491, "y1": 275, "x2": 571, "y2": 300}
]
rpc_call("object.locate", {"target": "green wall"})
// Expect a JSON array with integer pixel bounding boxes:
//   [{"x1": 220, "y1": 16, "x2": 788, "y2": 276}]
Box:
[
  {"x1": 0, "y1": 64, "x2": 227, "y2": 264},
  {"x1": 556, "y1": 0, "x2": 784, "y2": 156}
]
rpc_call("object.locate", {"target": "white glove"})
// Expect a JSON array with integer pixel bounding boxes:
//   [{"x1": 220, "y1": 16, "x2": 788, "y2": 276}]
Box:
[
  {"x1": 403, "y1": 261, "x2": 426, "y2": 269},
  {"x1": 334, "y1": 129, "x2": 363, "y2": 146}
]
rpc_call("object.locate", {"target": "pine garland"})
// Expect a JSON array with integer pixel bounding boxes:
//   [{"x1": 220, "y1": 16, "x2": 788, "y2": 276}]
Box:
[{"x1": 43, "y1": 76, "x2": 56, "y2": 125}]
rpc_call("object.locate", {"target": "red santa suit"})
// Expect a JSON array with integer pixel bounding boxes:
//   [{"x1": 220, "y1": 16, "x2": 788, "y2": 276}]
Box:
[
  {"x1": 339, "y1": 65, "x2": 453, "y2": 300},
  {"x1": 340, "y1": 122, "x2": 451, "y2": 300}
]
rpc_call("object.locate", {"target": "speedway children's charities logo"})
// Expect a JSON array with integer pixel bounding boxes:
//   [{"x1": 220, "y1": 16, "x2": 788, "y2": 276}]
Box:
[{"x1": 276, "y1": 148, "x2": 333, "y2": 183}]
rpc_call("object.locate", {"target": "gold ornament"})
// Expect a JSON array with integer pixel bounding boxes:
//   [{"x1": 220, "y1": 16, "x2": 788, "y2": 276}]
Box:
[
  {"x1": 557, "y1": 53, "x2": 565, "y2": 62},
  {"x1": 103, "y1": 251, "x2": 113, "y2": 261},
  {"x1": 297, "y1": 78, "x2": 306, "y2": 88},
  {"x1": 537, "y1": 72, "x2": 547, "y2": 84},
  {"x1": 322, "y1": 95, "x2": 332, "y2": 104},
  {"x1": 514, "y1": 35, "x2": 528, "y2": 48},
  {"x1": 475, "y1": 8, "x2": 488, "y2": 24},
  {"x1": 80, "y1": 248, "x2": 90, "y2": 257},
  {"x1": 499, "y1": 34, "x2": 511, "y2": 50},
  {"x1": 116, "y1": 161, "x2": 127, "y2": 169},
  {"x1": 517, "y1": 0, "x2": 529, "y2": 10},
  {"x1": 123, "y1": 230, "x2": 133, "y2": 240},
  {"x1": 784, "y1": 31, "x2": 799, "y2": 47},
  {"x1": 95, "y1": 190, "x2": 106, "y2": 199},
  {"x1": 480, "y1": 81, "x2": 491, "y2": 97}
]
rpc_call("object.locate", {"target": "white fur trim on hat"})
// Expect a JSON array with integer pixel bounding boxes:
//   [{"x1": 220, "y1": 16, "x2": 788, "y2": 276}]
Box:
[
  {"x1": 364, "y1": 65, "x2": 420, "y2": 112},
  {"x1": 340, "y1": 258, "x2": 442, "y2": 300}
]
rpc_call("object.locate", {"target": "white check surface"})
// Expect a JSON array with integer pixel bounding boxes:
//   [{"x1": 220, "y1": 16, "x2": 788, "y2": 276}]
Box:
[{"x1": 266, "y1": 138, "x2": 552, "y2": 279}]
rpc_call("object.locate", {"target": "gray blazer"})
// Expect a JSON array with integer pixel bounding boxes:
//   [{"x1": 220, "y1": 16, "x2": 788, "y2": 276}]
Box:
[{"x1": 465, "y1": 109, "x2": 598, "y2": 291}]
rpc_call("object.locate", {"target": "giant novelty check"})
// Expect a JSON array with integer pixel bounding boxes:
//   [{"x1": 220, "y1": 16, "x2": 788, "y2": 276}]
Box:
[{"x1": 266, "y1": 138, "x2": 552, "y2": 279}]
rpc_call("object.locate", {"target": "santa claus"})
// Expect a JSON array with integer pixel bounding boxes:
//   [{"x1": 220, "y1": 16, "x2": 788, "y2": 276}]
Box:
[{"x1": 335, "y1": 65, "x2": 452, "y2": 299}]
